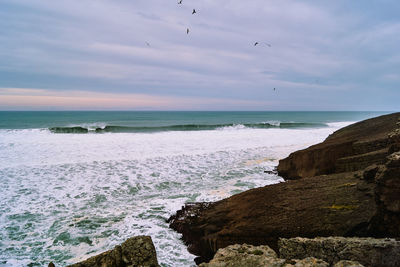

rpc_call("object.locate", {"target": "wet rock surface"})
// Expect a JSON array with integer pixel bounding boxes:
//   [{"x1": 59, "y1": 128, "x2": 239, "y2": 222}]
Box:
[
  {"x1": 279, "y1": 237, "x2": 400, "y2": 267},
  {"x1": 66, "y1": 236, "x2": 159, "y2": 267},
  {"x1": 169, "y1": 113, "x2": 400, "y2": 264}
]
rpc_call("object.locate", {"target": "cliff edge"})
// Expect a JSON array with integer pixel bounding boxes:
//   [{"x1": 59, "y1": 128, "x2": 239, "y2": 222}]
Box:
[{"x1": 169, "y1": 113, "x2": 400, "y2": 264}]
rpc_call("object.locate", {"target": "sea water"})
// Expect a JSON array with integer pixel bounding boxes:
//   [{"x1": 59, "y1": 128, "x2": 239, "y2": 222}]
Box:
[{"x1": 0, "y1": 111, "x2": 387, "y2": 266}]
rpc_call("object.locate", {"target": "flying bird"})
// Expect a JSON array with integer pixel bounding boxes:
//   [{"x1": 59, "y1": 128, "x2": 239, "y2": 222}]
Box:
[
  {"x1": 178, "y1": 0, "x2": 182, "y2": 4},
  {"x1": 192, "y1": 9, "x2": 196, "y2": 14},
  {"x1": 255, "y1": 42, "x2": 271, "y2": 47},
  {"x1": 273, "y1": 88, "x2": 276, "y2": 91},
  {"x1": 186, "y1": 28, "x2": 190, "y2": 34}
]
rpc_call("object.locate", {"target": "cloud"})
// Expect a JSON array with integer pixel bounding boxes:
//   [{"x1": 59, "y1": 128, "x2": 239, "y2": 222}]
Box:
[{"x1": 0, "y1": 0, "x2": 399, "y2": 110}]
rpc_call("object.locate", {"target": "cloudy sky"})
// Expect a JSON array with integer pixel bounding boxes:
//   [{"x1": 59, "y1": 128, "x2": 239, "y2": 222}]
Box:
[{"x1": 0, "y1": 0, "x2": 399, "y2": 110}]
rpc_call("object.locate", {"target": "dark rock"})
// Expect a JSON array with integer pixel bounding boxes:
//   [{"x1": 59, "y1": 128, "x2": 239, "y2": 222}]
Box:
[
  {"x1": 48, "y1": 263, "x2": 55, "y2": 267},
  {"x1": 169, "y1": 172, "x2": 377, "y2": 263},
  {"x1": 278, "y1": 113, "x2": 400, "y2": 180},
  {"x1": 362, "y1": 165, "x2": 381, "y2": 182},
  {"x1": 368, "y1": 152, "x2": 400, "y2": 236},
  {"x1": 169, "y1": 113, "x2": 400, "y2": 264},
  {"x1": 67, "y1": 236, "x2": 159, "y2": 267},
  {"x1": 278, "y1": 237, "x2": 400, "y2": 267}
]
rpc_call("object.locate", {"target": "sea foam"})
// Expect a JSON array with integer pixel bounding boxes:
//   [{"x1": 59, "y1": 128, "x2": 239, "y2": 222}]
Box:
[{"x1": 0, "y1": 123, "x2": 352, "y2": 266}]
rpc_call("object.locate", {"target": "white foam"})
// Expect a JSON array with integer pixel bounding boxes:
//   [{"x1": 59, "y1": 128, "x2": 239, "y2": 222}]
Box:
[
  {"x1": 261, "y1": 120, "x2": 281, "y2": 126},
  {"x1": 327, "y1": 121, "x2": 356, "y2": 128},
  {"x1": 0, "y1": 124, "x2": 347, "y2": 266}
]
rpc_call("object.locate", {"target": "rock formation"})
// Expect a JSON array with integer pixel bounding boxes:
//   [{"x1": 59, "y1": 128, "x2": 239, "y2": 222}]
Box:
[
  {"x1": 168, "y1": 113, "x2": 400, "y2": 264},
  {"x1": 279, "y1": 237, "x2": 400, "y2": 267},
  {"x1": 66, "y1": 236, "x2": 159, "y2": 267},
  {"x1": 198, "y1": 243, "x2": 366, "y2": 267},
  {"x1": 277, "y1": 113, "x2": 400, "y2": 180}
]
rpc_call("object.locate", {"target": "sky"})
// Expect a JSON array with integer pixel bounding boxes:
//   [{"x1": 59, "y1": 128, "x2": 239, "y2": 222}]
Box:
[{"x1": 0, "y1": 0, "x2": 399, "y2": 111}]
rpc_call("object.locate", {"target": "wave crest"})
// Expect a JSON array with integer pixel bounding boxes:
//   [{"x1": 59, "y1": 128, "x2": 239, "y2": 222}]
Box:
[{"x1": 49, "y1": 122, "x2": 328, "y2": 134}]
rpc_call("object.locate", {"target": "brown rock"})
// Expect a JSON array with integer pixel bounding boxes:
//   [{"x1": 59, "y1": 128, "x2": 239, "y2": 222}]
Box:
[
  {"x1": 278, "y1": 237, "x2": 400, "y2": 267},
  {"x1": 67, "y1": 236, "x2": 159, "y2": 267},
  {"x1": 333, "y1": 260, "x2": 364, "y2": 267},
  {"x1": 169, "y1": 172, "x2": 377, "y2": 263},
  {"x1": 278, "y1": 113, "x2": 400, "y2": 180}
]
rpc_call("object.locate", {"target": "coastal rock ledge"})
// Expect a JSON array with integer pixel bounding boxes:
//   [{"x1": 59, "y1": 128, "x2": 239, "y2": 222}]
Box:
[{"x1": 168, "y1": 112, "x2": 400, "y2": 264}]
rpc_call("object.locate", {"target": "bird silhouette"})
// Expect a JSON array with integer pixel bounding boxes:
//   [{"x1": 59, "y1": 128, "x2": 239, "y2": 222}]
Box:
[
  {"x1": 187, "y1": 28, "x2": 190, "y2": 34},
  {"x1": 178, "y1": 0, "x2": 182, "y2": 4},
  {"x1": 192, "y1": 9, "x2": 196, "y2": 14},
  {"x1": 273, "y1": 88, "x2": 276, "y2": 91},
  {"x1": 254, "y1": 42, "x2": 259, "y2": 46}
]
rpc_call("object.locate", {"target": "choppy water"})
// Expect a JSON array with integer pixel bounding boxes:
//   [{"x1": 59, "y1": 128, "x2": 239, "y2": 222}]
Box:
[{"x1": 0, "y1": 111, "x2": 387, "y2": 266}]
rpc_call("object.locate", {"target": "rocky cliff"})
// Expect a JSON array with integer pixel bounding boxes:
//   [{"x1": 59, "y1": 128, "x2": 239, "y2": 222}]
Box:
[
  {"x1": 168, "y1": 113, "x2": 400, "y2": 264},
  {"x1": 277, "y1": 113, "x2": 400, "y2": 180}
]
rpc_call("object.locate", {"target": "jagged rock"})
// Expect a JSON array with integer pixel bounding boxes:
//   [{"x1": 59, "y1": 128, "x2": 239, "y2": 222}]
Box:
[
  {"x1": 278, "y1": 237, "x2": 400, "y2": 267},
  {"x1": 333, "y1": 260, "x2": 364, "y2": 267},
  {"x1": 361, "y1": 165, "x2": 381, "y2": 182},
  {"x1": 278, "y1": 113, "x2": 400, "y2": 180},
  {"x1": 198, "y1": 244, "x2": 331, "y2": 267},
  {"x1": 169, "y1": 171, "x2": 379, "y2": 263},
  {"x1": 198, "y1": 244, "x2": 285, "y2": 267},
  {"x1": 169, "y1": 113, "x2": 400, "y2": 264},
  {"x1": 369, "y1": 152, "x2": 400, "y2": 236},
  {"x1": 67, "y1": 236, "x2": 159, "y2": 267},
  {"x1": 289, "y1": 257, "x2": 329, "y2": 267}
]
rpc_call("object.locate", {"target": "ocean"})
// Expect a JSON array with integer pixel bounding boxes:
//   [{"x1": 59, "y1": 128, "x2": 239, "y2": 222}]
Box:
[{"x1": 0, "y1": 111, "x2": 388, "y2": 266}]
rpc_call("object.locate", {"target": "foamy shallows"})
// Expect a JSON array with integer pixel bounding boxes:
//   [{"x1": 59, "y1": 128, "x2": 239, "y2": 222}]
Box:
[{"x1": 0, "y1": 118, "x2": 359, "y2": 266}]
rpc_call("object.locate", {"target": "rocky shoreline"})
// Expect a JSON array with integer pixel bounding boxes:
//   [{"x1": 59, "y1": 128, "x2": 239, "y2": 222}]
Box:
[
  {"x1": 53, "y1": 113, "x2": 400, "y2": 266},
  {"x1": 168, "y1": 112, "x2": 400, "y2": 265}
]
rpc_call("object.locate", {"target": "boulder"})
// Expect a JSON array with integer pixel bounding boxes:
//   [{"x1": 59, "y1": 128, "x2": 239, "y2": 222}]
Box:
[
  {"x1": 198, "y1": 244, "x2": 332, "y2": 267},
  {"x1": 333, "y1": 260, "x2": 364, "y2": 267},
  {"x1": 198, "y1": 243, "x2": 286, "y2": 267},
  {"x1": 67, "y1": 236, "x2": 159, "y2": 267},
  {"x1": 278, "y1": 237, "x2": 400, "y2": 267}
]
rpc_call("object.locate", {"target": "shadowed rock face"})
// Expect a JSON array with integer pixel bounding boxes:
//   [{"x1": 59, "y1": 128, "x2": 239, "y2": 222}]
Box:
[
  {"x1": 168, "y1": 113, "x2": 400, "y2": 264},
  {"x1": 278, "y1": 113, "x2": 400, "y2": 180},
  {"x1": 66, "y1": 236, "x2": 159, "y2": 267}
]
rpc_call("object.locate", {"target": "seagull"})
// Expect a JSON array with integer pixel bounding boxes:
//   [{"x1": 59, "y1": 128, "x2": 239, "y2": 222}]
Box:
[
  {"x1": 254, "y1": 42, "x2": 259, "y2": 46},
  {"x1": 186, "y1": 28, "x2": 189, "y2": 34},
  {"x1": 178, "y1": 0, "x2": 182, "y2": 4},
  {"x1": 192, "y1": 9, "x2": 196, "y2": 14}
]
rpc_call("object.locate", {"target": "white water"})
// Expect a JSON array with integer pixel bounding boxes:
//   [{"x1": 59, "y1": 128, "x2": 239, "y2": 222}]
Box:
[{"x1": 0, "y1": 123, "x2": 353, "y2": 266}]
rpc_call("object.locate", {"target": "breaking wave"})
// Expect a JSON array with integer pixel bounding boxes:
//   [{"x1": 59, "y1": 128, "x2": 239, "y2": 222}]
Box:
[{"x1": 49, "y1": 122, "x2": 328, "y2": 133}]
